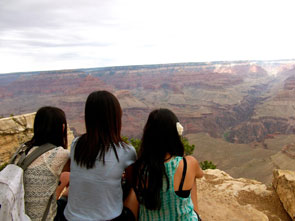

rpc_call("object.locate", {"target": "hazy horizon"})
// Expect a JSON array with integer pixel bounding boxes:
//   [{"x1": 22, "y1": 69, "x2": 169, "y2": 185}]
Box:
[
  {"x1": 1, "y1": 0, "x2": 295, "y2": 74},
  {"x1": 1, "y1": 58, "x2": 295, "y2": 75}
]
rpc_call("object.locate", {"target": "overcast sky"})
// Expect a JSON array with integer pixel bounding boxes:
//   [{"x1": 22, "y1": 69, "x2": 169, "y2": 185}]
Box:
[{"x1": 0, "y1": 0, "x2": 294, "y2": 74}]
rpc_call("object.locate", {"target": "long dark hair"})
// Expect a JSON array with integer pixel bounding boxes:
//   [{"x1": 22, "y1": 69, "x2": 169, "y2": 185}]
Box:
[
  {"x1": 74, "y1": 90, "x2": 124, "y2": 169},
  {"x1": 25, "y1": 106, "x2": 68, "y2": 152},
  {"x1": 133, "y1": 108, "x2": 184, "y2": 210}
]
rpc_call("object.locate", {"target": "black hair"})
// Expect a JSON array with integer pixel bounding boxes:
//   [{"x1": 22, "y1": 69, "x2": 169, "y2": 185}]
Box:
[
  {"x1": 74, "y1": 90, "x2": 124, "y2": 168},
  {"x1": 25, "y1": 106, "x2": 68, "y2": 152},
  {"x1": 133, "y1": 108, "x2": 184, "y2": 210}
]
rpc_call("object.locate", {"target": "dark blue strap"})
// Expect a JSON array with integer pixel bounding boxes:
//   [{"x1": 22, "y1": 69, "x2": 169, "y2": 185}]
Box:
[{"x1": 178, "y1": 157, "x2": 187, "y2": 191}]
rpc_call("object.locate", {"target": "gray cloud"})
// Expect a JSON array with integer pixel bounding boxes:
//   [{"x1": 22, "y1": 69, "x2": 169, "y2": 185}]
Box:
[
  {"x1": 0, "y1": 1, "x2": 62, "y2": 31},
  {"x1": 0, "y1": 0, "x2": 117, "y2": 32},
  {"x1": 1, "y1": 0, "x2": 295, "y2": 74},
  {"x1": 56, "y1": 52, "x2": 80, "y2": 59},
  {"x1": 0, "y1": 39, "x2": 111, "y2": 48},
  {"x1": 0, "y1": 0, "x2": 118, "y2": 73}
]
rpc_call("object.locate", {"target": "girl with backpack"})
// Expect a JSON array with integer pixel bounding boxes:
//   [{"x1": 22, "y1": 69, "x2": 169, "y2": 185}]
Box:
[
  {"x1": 24, "y1": 106, "x2": 70, "y2": 221},
  {"x1": 64, "y1": 91, "x2": 137, "y2": 220},
  {"x1": 130, "y1": 108, "x2": 204, "y2": 220}
]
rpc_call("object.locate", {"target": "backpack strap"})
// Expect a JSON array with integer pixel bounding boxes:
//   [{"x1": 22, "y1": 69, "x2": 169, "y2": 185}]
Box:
[
  {"x1": 17, "y1": 143, "x2": 56, "y2": 170},
  {"x1": 9, "y1": 144, "x2": 27, "y2": 164},
  {"x1": 42, "y1": 194, "x2": 54, "y2": 221}
]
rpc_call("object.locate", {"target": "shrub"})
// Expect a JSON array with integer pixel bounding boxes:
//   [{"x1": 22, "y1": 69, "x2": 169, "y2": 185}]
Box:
[
  {"x1": 223, "y1": 131, "x2": 231, "y2": 142},
  {"x1": 0, "y1": 162, "x2": 8, "y2": 171},
  {"x1": 122, "y1": 136, "x2": 141, "y2": 154},
  {"x1": 200, "y1": 160, "x2": 217, "y2": 170},
  {"x1": 181, "y1": 137, "x2": 195, "y2": 155}
]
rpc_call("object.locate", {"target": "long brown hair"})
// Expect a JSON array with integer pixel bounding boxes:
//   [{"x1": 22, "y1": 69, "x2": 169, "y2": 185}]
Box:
[
  {"x1": 74, "y1": 91, "x2": 124, "y2": 168},
  {"x1": 25, "y1": 106, "x2": 68, "y2": 152},
  {"x1": 133, "y1": 109, "x2": 184, "y2": 209}
]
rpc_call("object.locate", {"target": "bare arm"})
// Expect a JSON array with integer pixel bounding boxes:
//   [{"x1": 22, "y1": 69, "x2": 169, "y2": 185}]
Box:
[
  {"x1": 61, "y1": 159, "x2": 70, "y2": 172},
  {"x1": 194, "y1": 159, "x2": 204, "y2": 179},
  {"x1": 190, "y1": 179, "x2": 199, "y2": 213},
  {"x1": 186, "y1": 156, "x2": 203, "y2": 214},
  {"x1": 124, "y1": 188, "x2": 139, "y2": 220},
  {"x1": 125, "y1": 164, "x2": 134, "y2": 185},
  {"x1": 56, "y1": 171, "x2": 70, "y2": 199},
  {"x1": 186, "y1": 156, "x2": 204, "y2": 179},
  {"x1": 123, "y1": 164, "x2": 139, "y2": 220}
]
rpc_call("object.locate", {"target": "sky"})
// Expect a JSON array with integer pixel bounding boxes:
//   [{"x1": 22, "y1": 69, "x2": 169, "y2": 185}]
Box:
[{"x1": 0, "y1": 0, "x2": 295, "y2": 74}]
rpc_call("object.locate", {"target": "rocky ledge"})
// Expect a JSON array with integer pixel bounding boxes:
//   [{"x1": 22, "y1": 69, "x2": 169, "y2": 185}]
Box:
[
  {"x1": 197, "y1": 169, "x2": 294, "y2": 220},
  {"x1": 273, "y1": 169, "x2": 295, "y2": 220}
]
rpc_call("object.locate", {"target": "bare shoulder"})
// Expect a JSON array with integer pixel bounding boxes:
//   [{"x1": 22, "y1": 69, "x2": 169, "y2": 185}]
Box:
[
  {"x1": 185, "y1": 155, "x2": 204, "y2": 178},
  {"x1": 185, "y1": 155, "x2": 199, "y2": 165}
]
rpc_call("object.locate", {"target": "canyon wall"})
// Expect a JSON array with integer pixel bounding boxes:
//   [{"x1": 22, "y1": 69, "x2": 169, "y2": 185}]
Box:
[
  {"x1": 1, "y1": 60, "x2": 295, "y2": 184},
  {"x1": 2, "y1": 60, "x2": 295, "y2": 141}
]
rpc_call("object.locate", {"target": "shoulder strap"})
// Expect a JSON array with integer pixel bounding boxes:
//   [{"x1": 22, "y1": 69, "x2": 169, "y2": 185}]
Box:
[
  {"x1": 178, "y1": 157, "x2": 187, "y2": 191},
  {"x1": 42, "y1": 194, "x2": 53, "y2": 221},
  {"x1": 9, "y1": 144, "x2": 27, "y2": 164},
  {"x1": 17, "y1": 143, "x2": 57, "y2": 170}
]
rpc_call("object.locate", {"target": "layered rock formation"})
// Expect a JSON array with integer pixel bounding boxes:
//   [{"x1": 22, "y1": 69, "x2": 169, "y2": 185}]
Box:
[
  {"x1": 197, "y1": 169, "x2": 292, "y2": 221},
  {"x1": 0, "y1": 113, "x2": 74, "y2": 165},
  {"x1": 282, "y1": 144, "x2": 295, "y2": 159},
  {"x1": 1, "y1": 60, "x2": 295, "y2": 184},
  {"x1": 1, "y1": 60, "x2": 295, "y2": 141}
]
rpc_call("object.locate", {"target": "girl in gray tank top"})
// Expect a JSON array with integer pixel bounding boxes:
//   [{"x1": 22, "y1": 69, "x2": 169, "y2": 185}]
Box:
[{"x1": 64, "y1": 91, "x2": 136, "y2": 221}]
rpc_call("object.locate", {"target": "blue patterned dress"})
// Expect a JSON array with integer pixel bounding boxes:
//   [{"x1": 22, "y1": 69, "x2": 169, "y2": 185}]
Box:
[{"x1": 139, "y1": 156, "x2": 199, "y2": 221}]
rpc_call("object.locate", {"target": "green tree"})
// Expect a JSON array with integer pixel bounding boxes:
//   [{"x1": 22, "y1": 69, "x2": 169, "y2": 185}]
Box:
[
  {"x1": 223, "y1": 131, "x2": 231, "y2": 142},
  {"x1": 181, "y1": 137, "x2": 195, "y2": 155},
  {"x1": 122, "y1": 136, "x2": 141, "y2": 154},
  {"x1": 0, "y1": 162, "x2": 8, "y2": 171},
  {"x1": 129, "y1": 138, "x2": 141, "y2": 153},
  {"x1": 121, "y1": 136, "x2": 129, "y2": 144},
  {"x1": 200, "y1": 160, "x2": 217, "y2": 170}
]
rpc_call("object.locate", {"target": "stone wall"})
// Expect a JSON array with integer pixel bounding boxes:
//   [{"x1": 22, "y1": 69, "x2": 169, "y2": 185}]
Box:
[{"x1": 0, "y1": 113, "x2": 74, "y2": 165}]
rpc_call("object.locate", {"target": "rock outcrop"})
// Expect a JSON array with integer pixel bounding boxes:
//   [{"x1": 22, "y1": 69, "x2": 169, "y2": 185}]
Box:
[
  {"x1": 273, "y1": 169, "x2": 295, "y2": 220},
  {"x1": 0, "y1": 113, "x2": 74, "y2": 165},
  {"x1": 197, "y1": 169, "x2": 292, "y2": 221},
  {"x1": 282, "y1": 144, "x2": 295, "y2": 159},
  {"x1": 0, "y1": 113, "x2": 35, "y2": 165}
]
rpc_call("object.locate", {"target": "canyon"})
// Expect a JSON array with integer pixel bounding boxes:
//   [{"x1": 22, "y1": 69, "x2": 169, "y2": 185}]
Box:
[{"x1": 1, "y1": 60, "x2": 295, "y2": 184}]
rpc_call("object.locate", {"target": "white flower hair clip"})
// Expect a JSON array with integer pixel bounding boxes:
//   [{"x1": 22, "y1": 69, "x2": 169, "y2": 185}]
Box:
[{"x1": 176, "y1": 122, "x2": 183, "y2": 136}]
